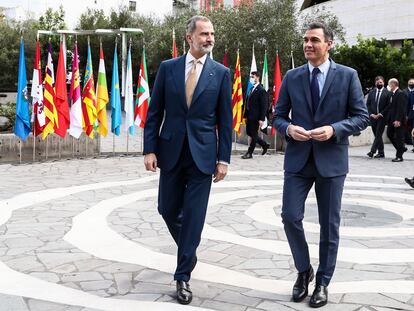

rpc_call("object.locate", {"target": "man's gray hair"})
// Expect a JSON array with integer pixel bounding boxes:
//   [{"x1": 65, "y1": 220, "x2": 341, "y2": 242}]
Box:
[
  {"x1": 389, "y1": 78, "x2": 399, "y2": 86},
  {"x1": 186, "y1": 15, "x2": 212, "y2": 34}
]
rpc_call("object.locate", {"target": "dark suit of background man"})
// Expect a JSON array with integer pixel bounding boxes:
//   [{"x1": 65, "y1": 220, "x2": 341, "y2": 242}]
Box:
[
  {"x1": 241, "y1": 71, "x2": 270, "y2": 159},
  {"x1": 404, "y1": 78, "x2": 414, "y2": 151},
  {"x1": 386, "y1": 78, "x2": 407, "y2": 162},
  {"x1": 366, "y1": 76, "x2": 390, "y2": 158},
  {"x1": 273, "y1": 22, "x2": 369, "y2": 308},
  {"x1": 143, "y1": 15, "x2": 232, "y2": 305}
]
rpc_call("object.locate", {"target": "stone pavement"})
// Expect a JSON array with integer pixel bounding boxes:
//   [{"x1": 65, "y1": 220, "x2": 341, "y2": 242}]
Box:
[{"x1": 0, "y1": 143, "x2": 413, "y2": 311}]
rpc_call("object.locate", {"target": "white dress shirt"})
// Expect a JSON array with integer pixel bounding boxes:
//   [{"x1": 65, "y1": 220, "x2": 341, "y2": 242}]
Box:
[{"x1": 185, "y1": 52, "x2": 207, "y2": 85}]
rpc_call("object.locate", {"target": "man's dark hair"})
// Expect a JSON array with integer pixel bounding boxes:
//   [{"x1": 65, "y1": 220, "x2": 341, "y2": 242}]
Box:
[
  {"x1": 375, "y1": 76, "x2": 385, "y2": 82},
  {"x1": 251, "y1": 71, "x2": 261, "y2": 79},
  {"x1": 306, "y1": 22, "x2": 334, "y2": 42}
]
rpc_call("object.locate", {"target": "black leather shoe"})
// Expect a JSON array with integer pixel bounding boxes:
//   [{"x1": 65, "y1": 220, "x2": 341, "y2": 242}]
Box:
[
  {"x1": 176, "y1": 281, "x2": 192, "y2": 305},
  {"x1": 262, "y1": 143, "x2": 270, "y2": 155},
  {"x1": 241, "y1": 152, "x2": 252, "y2": 159},
  {"x1": 405, "y1": 178, "x2": 414, "y2": 189},
  {"x1": 366, "y1": 151, "x2": 374, "y2": 158},
  {"x1": 403, "y1": 147, "x2": 408, "y2": 153},
  {"x1": 309, "y1": 285, "x2": 328, "y2": 308},
  {"x1": 392, "y1": 157, "x2": 403, "y2": 162},
  {"x1": 374, "y1": 153, "x2": 384, "y2": 158},
  {"x1": 191, "y1": 255, "x2": 197, "y2": 272},
  {"x1": 292, "y1": 266, "x2": 314, "y2": 302}
]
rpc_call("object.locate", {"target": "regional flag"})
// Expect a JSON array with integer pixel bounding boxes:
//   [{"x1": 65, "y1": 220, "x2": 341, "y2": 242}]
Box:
[
  {"x1": 110, "y1": 43, "x2": 122, "y2": 136},
  {"x1": 96, "y1": 42, "x2": 109, "y2": 137},
  {"x1": 69, "y1": 42, "x2": 83, "y2": 139},
  {"x1": 14, "y1": 37, "x2": 31, "y2": 141},
  {"x1": 231, "y1": 51, "x2": 243, "y2": 135},
  {"x1": 134, "y1": 46, "x2": 150, "y2": 128},
  {"x1": 42, "y1": 43, "x2": 57, "y2": 140},
  {"x1": 271, "y1": 50, "x2": 282, "y2": 135},
  {"x1": 124, "y1": 43, "x2": 135, "y2": 135},
  {"x1": 172, "y1": 28, "x2": 178, "y2": 58},
  {"x1": 82, "y1": 41, "x2": 97, "y2": 139},
  {"x1": 262, "y1": 50, "x2": 269, "y2": 91},
  {"x1": 54, "y1": 42, "x2": 70, "y2": 138},
  {"x1": 31, "y1": 39, "x2": 45, "y2": 136}
]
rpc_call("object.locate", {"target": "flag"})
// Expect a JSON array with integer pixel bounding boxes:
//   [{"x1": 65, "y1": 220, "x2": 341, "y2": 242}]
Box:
[
  {"x1": 183, "y1": 40, "x2": 186, "y2": 55},
  {"x1": 111, "y1": 43, "x2": 122, "y2": 136},
  {"x1": 290, "y1": 50, "x2": 295, "y2": 69},
  {"x1": 54, "y1": 42, "x2": 70, "y2": 138},
  {"x1": 232, "y1": 51, "x2": 243, "y2": 135},
  {"x1": 245, "y1": 45, "x2": 257, "y2": 99},
  {"x1": 69, "y1": 42, "x2": 82, "y2": 138},
  {"x1": 262, "y1": 50, "x2": 269, "y2": 91},
  {"x1": 223, "y1": 49, "x2": 228, "y2": 67},
  {"x1": 31, "y1": 39, "x2": 45, "y2": 136},
  {"x1": 14, "y1": 37, "x2": 31, "y2": 141},
  {"x1": 96, "y1": 42, "x2": 109, "y2": 137},
  {"x1": 124, "y1": 43, "x2": 135, "y2": 135},
  {"x1": 42, "y1": 43, "x2": 57, "y2": 140},
  {"x1": 172, "y1": 28, "x2": 178, "y2": 58},
  {"x1": 82, "y1": 42, "x2": 97, "y2": 139},
  {"x1": 134, "y1": 46, "x2": 150, "y2": 128},
  {"x1": 271, "y1": 50, "x2": 282, "y2": 135}
]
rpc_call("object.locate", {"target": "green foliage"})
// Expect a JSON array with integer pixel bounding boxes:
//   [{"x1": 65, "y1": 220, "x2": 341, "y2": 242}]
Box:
[
  {"x1": 331, "y1": 37, "x2": 414, "y2": 90},
  {"x1": 0, "y1": 102, "x2": 16, "y2": 131}
]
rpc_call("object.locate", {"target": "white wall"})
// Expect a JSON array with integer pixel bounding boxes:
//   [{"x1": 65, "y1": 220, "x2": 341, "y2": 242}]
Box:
[{"x1": 300, "y1": 0, "x2": 414, "y2": 45}]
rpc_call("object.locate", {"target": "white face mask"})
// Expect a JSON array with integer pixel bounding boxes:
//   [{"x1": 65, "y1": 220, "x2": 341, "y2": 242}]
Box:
[
  {"x1": 249, "y1": 77, "x2": 256, "y2": 85},
  {"x1": 387, "y1": 85, "x2": 391, "y2": 92}
]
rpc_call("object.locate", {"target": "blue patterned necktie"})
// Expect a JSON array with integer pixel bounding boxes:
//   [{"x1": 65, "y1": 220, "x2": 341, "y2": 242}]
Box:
[{"x1": 311, "y1": 67, "x2": 320, "y2": 113}]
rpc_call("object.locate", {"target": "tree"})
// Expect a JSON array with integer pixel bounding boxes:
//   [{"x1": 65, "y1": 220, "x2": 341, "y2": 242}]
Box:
[{"x1": 331, "y1": 37, "x2": 414, "y2": 91}]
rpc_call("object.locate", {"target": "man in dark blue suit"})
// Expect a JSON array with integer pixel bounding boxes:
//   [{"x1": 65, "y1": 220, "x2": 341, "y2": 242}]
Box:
[
  {"x1": 273, "y1": 22, "x2": 369, "y2": 308},
  {"x1": 143, "y1": 16, "x2": 232, "y2": 305}
]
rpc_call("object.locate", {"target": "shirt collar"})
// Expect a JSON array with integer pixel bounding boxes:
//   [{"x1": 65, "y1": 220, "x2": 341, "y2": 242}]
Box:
[
  {"x1": 186, "y1": 52, "x2": 208, "y2": 65},
  {"x1": 308, "y1": 58, "x2": 331, "y2": 75}
]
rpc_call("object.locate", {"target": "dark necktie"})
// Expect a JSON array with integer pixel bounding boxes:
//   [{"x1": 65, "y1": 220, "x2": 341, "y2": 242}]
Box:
[
  {"x1": 310, "y1": 67, "x2": 321, "y2": 113},
  {"x1": 375, "y1": 89, "x2": 381, "y2": 113}
]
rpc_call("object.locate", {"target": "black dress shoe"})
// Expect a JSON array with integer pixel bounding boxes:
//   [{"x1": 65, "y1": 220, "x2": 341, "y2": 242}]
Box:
[
  {"x1": 176, "y1": 281, "x2": 192, "y2": 305},
  {"x1": 241, "y1": 152, "x2": 252, "y2": 159},
  {"x1": 191, "y1": 255, "x2": 197, "y2": 272},
  {"x1": 405, "y1": 178, "x2": 414, "y2": 189},
  {"x1": 262, "y1": 143, "x2": 270, "y2": 155},
  {"x1": 366, "y1": 151, "x2": 374, "y2": 158},
  {"x1": 392, "y1": 157, "x2": 403, "y2": 162},
  {"x1": 374, "y1": 153, "x2": 384, "y2": 158},
  {"x1": 403, "y1": 147, "x2": 408, "y2": 153},
  {"x1": 309, "y1": 285, "x2": 328, "y2": 308},
  {"x1": 292, "y1": 266, "x2": 314, "y2": 302}
]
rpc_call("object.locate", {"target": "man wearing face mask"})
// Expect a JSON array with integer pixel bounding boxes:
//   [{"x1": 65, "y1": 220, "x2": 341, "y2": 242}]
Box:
[
  {"x1": 242, "y1": 71, "x2": 270, "y2": 159},
  {"x1": 387, "y1": 78, "x2": 408, "y2": 162},
  {"x1": 404, "y1": 78, "x2": 414, "y2": 151},
  {"x1": 366, "y1": 76, "x2": 390, "y2": 158}
]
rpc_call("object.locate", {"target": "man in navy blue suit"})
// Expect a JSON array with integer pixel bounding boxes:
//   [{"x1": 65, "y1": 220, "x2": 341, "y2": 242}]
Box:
[
  {"x1": 273, "y1": 22, "x2": 369, "y2": 308},
  {"x1": 143, "y1": 16, "x2": 232, "y2": 305}
]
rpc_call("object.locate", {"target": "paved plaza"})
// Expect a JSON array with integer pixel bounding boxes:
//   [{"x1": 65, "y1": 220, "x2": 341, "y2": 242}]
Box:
[{"x1": 0, "y1": 144, "x2": 413, "y2": 311}]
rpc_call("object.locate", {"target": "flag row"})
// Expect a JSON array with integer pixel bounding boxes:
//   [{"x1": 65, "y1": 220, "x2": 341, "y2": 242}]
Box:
[{"x1": 14, "y1": 38, "x2": 151, "y2": 142}]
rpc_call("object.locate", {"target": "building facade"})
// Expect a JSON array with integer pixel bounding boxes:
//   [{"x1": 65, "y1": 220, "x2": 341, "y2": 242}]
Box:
[{"x1": 299, "y1": 0, "x2": 414, "y2": 46}]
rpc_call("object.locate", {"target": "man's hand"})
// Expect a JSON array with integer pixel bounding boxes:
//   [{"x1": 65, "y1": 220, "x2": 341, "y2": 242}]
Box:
[
  {"x1": 411, "y1": 128, "x2": 414, "y2": 138},
  {"x1": 378, "y1": 113, "x2": 383, "y2": 118},
  {"x1": 259, "y1": 120, "x2": 264, "y2": 127},
  {"x1": 213, "y1": 163, "x2": 228, "y2": 183},
  {"x1": 310, "y1": 126, "x2": 335, "y2": 141},
  {"x1": 144, "y1": 153, "x2": 158, "y2": 172},
  {"x1": 370, "y1": 113, "x2": 378, "y2": 119},
  {"x1": 287, "y1": 125, "x2": 312, "y2": 141},
  {"x1": 393, "y1": 121, "x2": 401, "y2": 127}
]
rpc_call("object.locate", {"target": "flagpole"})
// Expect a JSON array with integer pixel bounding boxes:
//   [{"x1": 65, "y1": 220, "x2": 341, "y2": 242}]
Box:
[
  {"x1": 126, "y1": 131, "x2": 129, "y2": 155},
  {"x1": 32, "y1": 121, "x2": 36, "y2": 162},
  {"x1": 19, "y1": 139, "x2": 22, "y2": 164},
  {"x1": 46, "y1": 136, "x2": 49, "y2": 160},
  {"x1": 86, "y1": 137, "x2": 88, "y2": 157},
  {"x1": 113, "y1": 133, "x2": 115, "y2": 156}
]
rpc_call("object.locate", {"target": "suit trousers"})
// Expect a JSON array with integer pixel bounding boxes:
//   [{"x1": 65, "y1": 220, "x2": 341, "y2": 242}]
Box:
[
  {"x1": 246, "y1": 118, "x2": 267, "y2": 154},
  {"x1": 387, "y1": 124, "x2": 405, "y2": 158},
  {"x1": 282, "y1": 154, "x2": 346, "y2": 286},
  {"x1": 370, "y1": 117, "x2": 386, "y2": 154},
  {"x1": 158, "y1": 138, "x2": 212, "y2": 282}
]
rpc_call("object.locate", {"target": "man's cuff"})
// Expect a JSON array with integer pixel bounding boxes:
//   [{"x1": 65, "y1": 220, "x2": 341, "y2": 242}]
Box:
[{"x1": 218, "y1": 161, "x2": 229, "y2": 165}]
